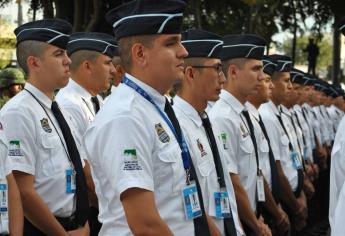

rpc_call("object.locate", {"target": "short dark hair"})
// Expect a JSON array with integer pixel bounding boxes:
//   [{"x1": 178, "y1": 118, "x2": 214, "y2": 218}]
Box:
[
  {"x1": 16, "y1": 40, "x2": 48, "y2": 75},
  {"x1": 117, "y1": 35, "x2": 157, "y2": 72},
  {"x1": 69, "y1": 50, "x2": 101, "y2": 72}
]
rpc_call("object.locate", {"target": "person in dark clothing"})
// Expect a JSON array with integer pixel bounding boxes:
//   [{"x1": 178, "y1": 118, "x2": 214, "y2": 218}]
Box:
[{"x1": 304, "y1": 38, "x2": 319, "y2": 76}]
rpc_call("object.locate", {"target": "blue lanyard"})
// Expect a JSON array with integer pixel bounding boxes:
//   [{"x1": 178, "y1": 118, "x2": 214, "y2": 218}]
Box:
[{"x1": 123, "y1": 76, "x2": 192, "y2": 175}]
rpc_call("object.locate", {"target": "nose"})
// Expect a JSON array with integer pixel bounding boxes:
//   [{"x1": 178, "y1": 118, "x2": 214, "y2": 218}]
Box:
[
  {"x1": 63, "y1": 51, "x2": 72, "y2": 65},
  {"x1": 269, "y1": 80, "x2": 274, "y2": 89},
  {"x1": 178, "y1": 42, "x2": 188, "y2": 58},
  {"x1": 109, "y1": 63, "x2": 116, "y2": 75},
  {"x1": 287, "y1": 80, "x2": 293, "y2": 90}
]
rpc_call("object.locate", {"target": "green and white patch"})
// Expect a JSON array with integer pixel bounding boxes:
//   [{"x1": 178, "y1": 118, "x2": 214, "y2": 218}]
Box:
[
  {"x1": 9, "y1": 140, "x2": 23, "y2": 157},
  {"x1": 123, "y1": 149, "x2": 142, "y2": 171},
  {"x1": 221, "y1": 133, "x2": 229, "y2": 150}
]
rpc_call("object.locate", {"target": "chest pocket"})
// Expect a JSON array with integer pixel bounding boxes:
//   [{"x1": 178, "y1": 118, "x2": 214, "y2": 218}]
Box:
[
  {"x1": 40, "y1": 133, "x2": 65, "y2": 176},
  {"x1": 281, "y1": 134, "x2": 290, "y2": 147},
  {"x1": 156, "y1": 142, "x2": 184, "y2": 193},
  {"x1": 240, "y1": 136, "x2": 254, "y2": 154},
  {"x1": 260, "y1": 138, "x2": 269, "y2": 153}
]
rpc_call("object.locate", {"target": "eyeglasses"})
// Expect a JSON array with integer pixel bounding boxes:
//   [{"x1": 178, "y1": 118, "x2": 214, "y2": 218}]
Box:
[{"x1": 191, "y1": 63, "x2": 223, "y2": 76}]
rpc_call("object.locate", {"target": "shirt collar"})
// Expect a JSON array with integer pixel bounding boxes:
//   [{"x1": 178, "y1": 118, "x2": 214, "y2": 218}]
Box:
[
  {"x1": 245, "y1": 101, "x2": 259, "y2": 120},
  {"x1": 267, "y1": 100, "x2": 280, "y2": 115},
  {"x1": 173, "y1": 95, "x2": 203, "y2": 127},
  {"x1": 293, "y1": 104, "x2": 302, "y2": 112},
  {"x1": 279, "y1": 104, "x2": 291, "y2": 116},
  {"x1": 24, "y1": 82, "x2": 53, "y2": 109},
  {"x1": 220, "y1": 89, "x2": 245, "y2": 114},
  {"x1": 125, "y1": 73, "x2": 166, "y2": 111},
  {"x1": 68, "y1": 79, "x2": 93, "y2": 101}
]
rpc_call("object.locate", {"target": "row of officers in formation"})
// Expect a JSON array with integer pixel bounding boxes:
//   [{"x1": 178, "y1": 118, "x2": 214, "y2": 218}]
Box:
[{"x1": 1, "y1": 0, "x2": 345, "y2": 236}]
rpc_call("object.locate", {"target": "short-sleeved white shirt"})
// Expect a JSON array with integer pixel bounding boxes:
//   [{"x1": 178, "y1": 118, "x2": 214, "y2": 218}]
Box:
[
  {"x1": 259, "y1": 101, "x2": 298, "y2": 191},
  {"x1": 302, "y1": 103, "x2": 320, "y2": 150},
  {"x1": 0, "y1": 83, "x2": 76, "y2": 217},
  {"x1": 0, "y1": 128, "x2": 11, "y2": 179},
  {"x1": 173, "y1": 96, "x2": 243, "y2": 236},
  {"x1": 331, "y1": 180, "x2": 345, "y2": 235},
  {"x1": 329, "y1": 116, "x2": 345, "y2": 228},
  {"x1": 313, "y1": 106, "x2": 330, "y2": 145},
  {"x1": 246, "y1": 102, "x2": 271, "y2": 190},
  {"x1": 83, "y1": 74, "x2": 194, "y2": 236},
  {"x1": 209, "y1": 90, "x2": 258, "y2": 212},
  {"x1": 56, "y1": 79, "x2": 102, "y2": 160},
  {"x1": 293, "y1": 105, "x2": 313, "y2": 161}
]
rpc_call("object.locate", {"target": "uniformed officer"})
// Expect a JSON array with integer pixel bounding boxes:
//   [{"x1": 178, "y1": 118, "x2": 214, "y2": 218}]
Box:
[
  {"x1": 83, "y1": 0, "x2": 213, "y2": 235},
  {"x1": 209, "y1": 34, "x2": 272, "y2": 236},
  {"x1": 110, "y1": 44, "x2": 125, "y2": 95},
  {"x1": 0, "y1": 125, "x2": 23, "y2": 235},
  {"x1": 246, "y1": 57, "x2": 290, "y2": 235},
  {"x1": 0, "y1": 19, "x2": 89, "y2": 235},
  {"x1": 173, "y1": 28, "x2": 244, "y2": 236},
  {"x1": 258, "y1": 55, "x2": 307, "y2": 232},
  {"x1": 55, "y1": 32, "x2": 117, "y2": 236}
]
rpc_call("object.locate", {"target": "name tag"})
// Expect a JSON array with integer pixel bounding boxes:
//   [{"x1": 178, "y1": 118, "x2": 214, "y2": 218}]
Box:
[
  {"x1": 0, "y1": 180, "x2": 9, "y2": 234},
  {"x1": 290, "y1": 151, "x2": 303, "y2": 170},
  {"x1": 66, "y1": 169, "x2": 76, "y2": 194},
  {"x1": 257, "y1": 175, "x2": 265, "y2": 202},
  {"x1": 303, "y1": 147, "x2": 308, "y2": 161},
  {"x1": 214, "y1": 191, "x2": 232, "y2": 218},
  {"x1": 182, "y1": 182, "x2": 202, "y2": 220}
]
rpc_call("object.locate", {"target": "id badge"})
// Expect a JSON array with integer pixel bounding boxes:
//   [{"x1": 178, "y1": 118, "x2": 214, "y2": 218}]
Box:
[
  {"x1": 256, "y1": 175, "x2": 265, "y2": 202},
  {"x1": 303, "y1": 147, "x2": 308, "y2": 161},
  {"x1": 290, "y1": 151, "x2": 303, "y2": 169},
  {"x1": 182, "y1": 181, "x2": 202, "y2": 220},
  {"x1": 0, "y1": 180, "x2": 9, "y2": 234},
  {"x1": 66, "y1": 169, "x2": 76, "y2": 194},
  {"x1": 214, "y1": 190, "x2": 231, "y2": 218}
]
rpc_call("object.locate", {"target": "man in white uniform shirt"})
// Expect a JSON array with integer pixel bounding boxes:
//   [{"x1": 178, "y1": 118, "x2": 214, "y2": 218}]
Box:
[
  {"x1": 246, "y1": 56, "x2": 290, "y2": 235},
  {"x1": 173, "y1": 29, "x2": 243, "y2": 236},
  {"x1": 259, "y1": 55, "x2": 307, "y2": 232},
  {"x1": 56, "y1": 32, "x2": 117, "y2": 236},
  {"x1": 0, "y1": 126, "x2": 23, "y2": 235},
  {"x1": 0, "y1": 19, "x2": 90, "y2": 235},
  {"x1": 209, "y1": 34, "x2": 272, "y2": 236},
  {"x1": 83, "y1": 1, "x2": 215, "y2": 235}
]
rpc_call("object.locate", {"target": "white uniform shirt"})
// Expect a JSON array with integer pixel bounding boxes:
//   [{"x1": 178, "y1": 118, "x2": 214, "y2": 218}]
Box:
[
  {"x1": 329, "y1": 116, "x2": 345, "y2": 229},
  {"x1": 259, "y1": 101, "x2": 298, "y2": 191},
  {"x1": 173, "y1": 96, "x2": 243, "y2": 236},
  {"x1": 293, "y1": 105, "x2": 313, "y2": 161},
  {"x1": 320, "y1": 105, "x2": 335, "y2": 142},
  {"x1": 331, "y1": 181, "x2": 345, "y2": 235},
  {"x1": 302, "y1": 103, "x2": 320, "y2": 150},
  {"x1": 0, "y1": 83, "x2": 76, "y2": 217},
  {"x1": 83, "y1": 74, "x2": 194, "y2": 236},
  {"x1": 313, "y1": 106, "x2": 330, "y2": 145},
  {"x1": 56, "y1": 79, "x2": 100, "y2": 160},
  {"x1": 0, "y1": 128, "x2": 11, "y2": 179},
  {"x1": 246, "y1": 102, "x2": 271, "y2": 190},
  {"x1": 0, "y1": 128, "x2": 11, "y2": 234},
  {"x1": 209, "y1": 90, "x2": 258, "y2": 211}
]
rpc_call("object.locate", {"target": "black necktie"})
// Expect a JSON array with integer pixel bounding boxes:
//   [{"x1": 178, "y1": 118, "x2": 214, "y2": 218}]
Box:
[
  {"x1": 258, "y1": 115, "x2": 280, "y2": 203},
  {"x1": 164, "y1": 100, "x2": 211, "y2": 236},
  {"x1": 91, "y1": 96, "x2": 100, "y2": 114},
  {"x1": 201, "y1": 115, "x2": 237, "y2": 236},
  {"x1": 241, "y1": 110, "x2": 261, "y2": 216},
  {"x1": 51, "y1": 101, "x2": 89, "y2": 226},
  {"x1": 276, "y1": 114, "x2": 304, "y2": 197}
]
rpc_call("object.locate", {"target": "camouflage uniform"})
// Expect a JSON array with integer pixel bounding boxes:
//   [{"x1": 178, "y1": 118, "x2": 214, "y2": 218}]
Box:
[{"x1": 0, "y1": 68, "x2": 26, "y2": 108}]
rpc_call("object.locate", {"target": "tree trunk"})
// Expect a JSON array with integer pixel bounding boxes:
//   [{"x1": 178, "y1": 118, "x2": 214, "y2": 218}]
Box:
[
  {"x1": 54, "y1": 0, "x2": 73, "y2": 22},
  {"x1": 85, "y1": 0, "x2": 102, "y2": 31},
  {"x1": 41, "y1": 0, "x2": 54, "y2": 18},
  {"x1": 332, "y1": 16, "x2": 341, "y2": 85},
  {"x1": 73, "y1": 0, "x2": 84, "y2": 31},
  {"x1": 291, "y1": 0, "x2": 297, "y2": 66},
  {"x1": 191, "y1": 0, "x2": 202, "y2": 29}
]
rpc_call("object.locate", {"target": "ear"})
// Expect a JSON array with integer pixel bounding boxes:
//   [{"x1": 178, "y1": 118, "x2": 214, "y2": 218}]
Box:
[
  {"x1": 184, "y1": 66, "x2": 194, "y2": 81},
  {"x1": 81, "y1": 60, "x2": 92, "y2": 74},
  {"x1": 131, "y1": 43, "x2": 146, "y2": 67},
  {"x1": 227, "y1": 64, "x2": 238, "y2": 80},
  {"x1": 26, "y1": 55, "x2": 41, "y2": 73}
]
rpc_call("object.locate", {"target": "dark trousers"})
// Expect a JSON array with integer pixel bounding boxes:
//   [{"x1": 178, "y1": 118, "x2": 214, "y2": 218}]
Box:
[
  {"x1": 89, "y1": 207, "x2": 102, "y2": 236},
  {"x1": 24, "y1": 216, "x2": 79, "y2": 236}
]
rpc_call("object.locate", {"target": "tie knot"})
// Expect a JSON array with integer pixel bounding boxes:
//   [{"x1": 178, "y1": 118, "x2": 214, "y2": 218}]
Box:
[
  {"x1": 91, "y1": 96, "x2": 99, "y2": 104},
  {"x1": 51, "y1": 101, "x2": 59, "y2": 111}
]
